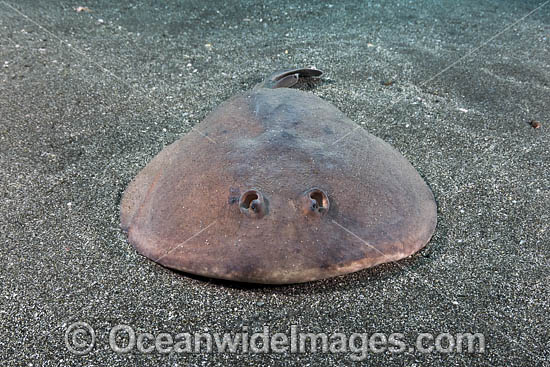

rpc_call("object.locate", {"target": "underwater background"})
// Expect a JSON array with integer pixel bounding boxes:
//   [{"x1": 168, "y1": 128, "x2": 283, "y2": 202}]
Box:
[{"x1": 1, "y1": 1, "x2": 549, "y2": 365}]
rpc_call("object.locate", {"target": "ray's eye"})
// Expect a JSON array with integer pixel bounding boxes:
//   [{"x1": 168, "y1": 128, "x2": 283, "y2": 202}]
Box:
[
  {"x1": 301, "y1": 188, "x2": 330, "y2": 216},
  {"x1": 239, "y1": 189, "x2": 268, "y2": 218}
]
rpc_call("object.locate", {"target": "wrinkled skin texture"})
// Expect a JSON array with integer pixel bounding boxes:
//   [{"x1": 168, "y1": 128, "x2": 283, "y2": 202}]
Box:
[{"x1": 121, "y1": 70, "x2": 437, "y2": 284}]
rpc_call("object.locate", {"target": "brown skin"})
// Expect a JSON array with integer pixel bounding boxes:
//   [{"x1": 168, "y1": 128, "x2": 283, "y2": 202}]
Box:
[{"x1": 120, "y1": 68, "x2": 437, "y2": 284}]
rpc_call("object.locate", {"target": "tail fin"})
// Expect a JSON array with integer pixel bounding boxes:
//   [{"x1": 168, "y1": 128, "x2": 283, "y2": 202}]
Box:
[{"x1": 258, "y1": 67, "x2": 323, "y2": 89}]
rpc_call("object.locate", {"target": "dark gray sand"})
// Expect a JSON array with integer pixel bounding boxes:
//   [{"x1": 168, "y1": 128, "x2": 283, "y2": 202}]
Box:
[{"x1": 1, "y1": 0, "x2": 549, "y2": 365}]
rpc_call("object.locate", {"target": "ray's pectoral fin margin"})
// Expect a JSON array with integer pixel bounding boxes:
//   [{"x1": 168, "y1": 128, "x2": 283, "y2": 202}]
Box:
[{"x1": 261, "y1": 67, "x2": 323, "y2": 89}]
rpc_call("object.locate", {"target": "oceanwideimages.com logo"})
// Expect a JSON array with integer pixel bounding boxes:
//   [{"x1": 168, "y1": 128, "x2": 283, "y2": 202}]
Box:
[{"x1": 65, "y1": 322, "x2": 485, "y2": 360}]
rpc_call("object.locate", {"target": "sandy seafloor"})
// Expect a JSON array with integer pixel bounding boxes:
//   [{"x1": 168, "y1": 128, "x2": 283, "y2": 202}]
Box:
[{"x1": 1, "y1": 0, "x2": 549, "y2": 365}]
